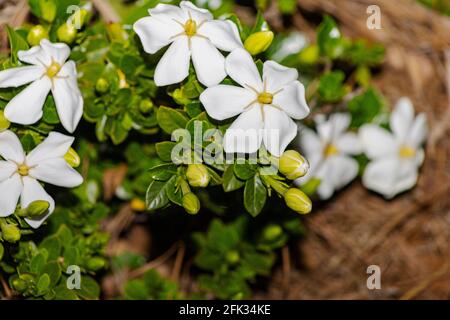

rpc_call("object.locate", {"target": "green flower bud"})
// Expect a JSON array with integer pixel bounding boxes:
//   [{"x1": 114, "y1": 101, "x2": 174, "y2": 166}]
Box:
[
  {"x1": 244, "y1": 31, "x2": 274, "y2": 55},
  {"x1": 95, "y1": 77, "x2": 110, "y2": 93},
  {"x1": 26, "y1": 200, "x2": 50, "y2": 217},
  {"x1": 263, "y1": 224, "x2": 283, "y2": 241},
  {"x1": 57, "y1": 23, "x2": 77, "y2": 44},
  {"x1": 186, "y1": 164, "x2": 210, "y2": 188},
  {"x1": 27, "y1": 25, "x2": 48, "y2": 46},
  {"x1": 0, "y1": 110, "x2": 11, "y2": 131},
  {"x1": 0, "y1": 243, "x2": 4, "y2": 261},
  {"x1": 107, "y1": 23, "x2": 128, "y2": 42},
  {"x1": 225, "y1": 250, "x2": 240, "y2": 264},
  {"x1": 87, "y1": 257, "x2": 107, "y2": 271},
  {"x1": 40, "y1": 0, "x2": 57, "y2": 22},
  {"x1": 139, "y1": 99, "x2": 154, "y2": 114},
  {"x1": 1, "y1": 223, "x2": 21, "y2": 243},
  {"x1": 182, "y1": 192, "x2": 200, "y2": 215},
  {"x1": 11, "y1": 278, "x2": 27, "y2": 292},
  {"x1": 279, "y1": 150, "x2": 309, "y2": 180},
  {"x1": 298, "y1": 44, "x2": 319, "y2": 65},
  {"x1": 64, "y1": 147, "x2": 81, "y2": 168},
  {"x1": 284, "y1": 188, "x2": 312, "y2": 214}
]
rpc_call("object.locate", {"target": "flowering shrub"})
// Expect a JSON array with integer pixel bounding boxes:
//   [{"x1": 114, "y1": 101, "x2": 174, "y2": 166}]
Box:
[{"x1": 0, "y1": 0, "x2": 427, "y2": 300}]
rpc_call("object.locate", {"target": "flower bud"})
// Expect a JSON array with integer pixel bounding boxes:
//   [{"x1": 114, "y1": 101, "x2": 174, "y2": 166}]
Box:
[
  {"x1": 130, "y1": 198, "x2": 146, "y2": 212},
  {"x1": 57, "y1": 23, "x2": 77, "y2": 44},
  {"x1": 262, "y1": 224, "x2": 283, "y2": 241},
  {"x1": 298, "y1": 44, "x2": 319, "y2": 65},
  {"x1": 182, "y1": 192, "x2": 200, "y2": 215},
  {"x1": 279, "y1": 150, "x2": 309, "y2": 180},
  {"x1": 26, "y1": 200, "x2": 50, "y2": 217},
  {"x1": 284, "y1": 188, "x2": 312, "y2": 214},
  {"x1": 0, "y1": 110, "x2": 11, "y2": 131},
  {"x1": 107, "y1": 23, "x2": 128, "y2": 42},
  {"x1": 11, "y1": 278, "x2": 27, "y2": 292},
  {"x1": 27, "y1": 25, "x2": 48, "y2": 46},
  {"x1": 1, "y1": 223, "x2": 21, "y2": 243},
  {"x1": 139, "y1": 99, "x2": 154, "y2": 114},
  {"x1": 186, "y1": 164, "x2": 210, "y2": 188},
  {"x1": 40, "y1": 0, "x2": 57, "y2": 22},
  {"x1": 64, "y1": 147, "x2": 81, "y2": 168},
  {"x1": 244, "y1": 31, "x2": 274, "y2": 55},
  {"x1": 95, "y1": 77, "x2": 110, "y2": 93},
  {"x1": 225, "y1": 250, "x2": 240, "y2": 264},
  {"x1": 87, "y1": 257, "x2": 107, "y2": 271}
]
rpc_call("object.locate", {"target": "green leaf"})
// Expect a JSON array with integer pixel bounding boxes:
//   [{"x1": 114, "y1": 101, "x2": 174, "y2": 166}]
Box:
[
  {"x1": 222, "y1": 165, "x2": 245, "y2": 192},
  {"x1": 234, "y1": 162, "x2": 257, "y2": 180},
  {"x1": 41, "y1": 261, "x2": 61, "y2": 287},
  {"x1": 37, "y1": 273, "x2": 51, "y2": 295},
  {"x1": 155, "y1": 142, "x2": 176, "y2": 162},
  {"x1": 54, "y1": 282, "x2": 79, "y2": 300},
  {"x1": 39, "y1": 236, "x2": 62, "y2": 260},
  {"x1": 317, "y1": 16, "x2": 345, "y2": 59},
  {"x1": 30, "y1": 253, "x2": 47, "y2": 274},
  {"x1": 244, "y1": 175, "x2": 267, "y2": 217},
  {"x1": 42, "y1": 96, "x2": 60, "y2": 124},
  {"x1": 156, "y1": 106, "x2": 189, "y2": 134},
  {"x1": 146, "y1": 176, "x2": 178, "y2": 210},
  {"x1": 0, "y1": 243, "x2": 4, "y2": 261},
  {"x1": 148, "y1": 163, "x2": 177, "y2": 181},
  {"x1": 347, "y1": 88, "x2": 384, "y2": 127},
  {"x1": 78, "y1": 276, "x2": 100, "y2": 300},
  {"x1": 6, "y1": 26, "x2": 29, "y2": 63},
  {"x1": 318, "y1": 71, "x2": 347, "y2": 102}
]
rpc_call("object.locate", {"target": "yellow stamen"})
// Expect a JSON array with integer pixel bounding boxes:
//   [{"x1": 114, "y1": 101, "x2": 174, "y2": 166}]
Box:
[
  {"x1": 324, "y1": 144, "x2": 338, "y2": 157},
  {"x1": 46, "y1": 61, "x2": 61, "y2": 78},
  {"x1": 18, "y1": 164, "x2": 29, "y2": 176},
  {"x1": 257, "y1": 92, "x2": 273, "y2": 105},
  {"x1": 399, "y1": 146, "x2": 416, "y2": 158},
  {"x1": 184, "y1": 19, "x2": 197, "y2": 37}
]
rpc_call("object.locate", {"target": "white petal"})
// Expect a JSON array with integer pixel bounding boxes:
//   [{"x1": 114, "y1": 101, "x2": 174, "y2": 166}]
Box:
[
  {"x1": 199, "y1": 20, "x2": 242, "y2": 51},
  {"x1": 406, "y1": 113, "x2": 427, "y2": 148},
  {"x1": 225, "y1": 48, "x2": 262, "y2": 91},
  {"x1": 0, "y1": 130, "x2": 25, "y2": 163},
  {"x1": 21, "y1": 176, "x2": 55, "y2": 229},
  {"x1": 30, "y1": 158, "x2": 83, "y2": 188},
  {"x1": 0, "y1": 66, "x2": 45, "y2": 88},
  {"x1": 133, "y1": 16, "x2": 180, "y2": 54},
  {"x1": 314, "y1": 159, "x2": 334, "y2": 200},
  {"x1": 327, "y1": 155, "x2": 359, "y2": 190},
  {"x1": 359, "y1": 124, "x2": 398, "y2": 160},
  {"x1": 263, "y1": 60, "x2": 298, "y2": 92},
  {"x1": 224, "y1": 106, "x2": 263, "y2": 154},
  {"x1": 26, "y1": 132, "x2": 74, "y2": 166},
  {"x1": 4, "y1": 77, "x2": 51, "y2": 125},
  {"x1": 272, "y1": 81, "x2": 309, "y2": 120},
  {"x1": 154, "y1": 37, "x2": 190, "y2": 86},
  {"x1": 316, "y1": 113, "x2": 351, "y2": 143},
  {"x1": 200, "y1": 85, "x2": 255, "y2": 120},
  {"x1": 51, "y1": 62, "x2": 83, "y2": 133},
  {"x1": 0, "y1": 173, "x2": 22, "y2": 217},
  {"x1": 191, "y1": 37, "x2": 226, "y2": 87},
  {"x1": 149, "y1": 3, "x2": 188, "y2": 22},
  {"x1": 180, "y1": 1, "x2": 213, "y2": 22},
  {"x1": 294, "y1": 152, "x2": 322, "y2": 186},
  {"x1": 390, "y1": 97, "x2": 414, "y2": 142},
  {"x1": 40, "y1": 39, "x2": 70, "y2": 65},
  {"x1": 297, "y1": 126, "x2": 322, "y2": 158},
  {"x1": 0, "y1": 160, "x2": 17, "y2": 180},
  {"x1": 262, "y1": 108, "x2": 298, "y2": 157},
  {"x1": 18, "y1": 45, "x2": 51, "y2": 66},
  {"x1": 335, "y1": 132, "x2": 362, "y2": 155}
]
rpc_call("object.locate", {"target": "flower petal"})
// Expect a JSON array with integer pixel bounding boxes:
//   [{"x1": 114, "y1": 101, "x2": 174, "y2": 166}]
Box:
[
  {"x1": 263, "y1": 60, "x2": 298, "y2": 92},
  {"x1": 406, "y1": 113, "x2": 427, "y2": 148},
  {"x1": 21, "y1": 176, "x2": 55, "y2": 229},
  {"x1": 272, "y1": 81, "x2": 309, "y2": 120},
  {"x1": 199, "y1": 20, "x2": 242, "y2": 52},
  {"x1": 149, "y1": 3, "x2": 187, "y2": 22},
  {"x1": 0, "y1": 160, "x2": 17, "y2": 180},
  {"x1": 0, "y1": 66, "x2": 45, "y2": 88},
  {"x1": 297, "y1": 126, "x2": 322, "y2": 158},
  {"x1": 30, "y1": 158, "x2": 83, "y2": 188},
  {"x1": 51, "y1": 61, "x2": 83, "y2": 133},
  {"x1": 154, "y1": 37, "x2": 190, "y2": 86},
  {"x1": 225, "y1": 48, "x2": 263, "y2": 91},
  {"x1": 180, "y1": 1, "x2": 213, "y2": 22},
  {"x1": 316, "y1": 113, "x2": 351, "y2": 143},
  {"x1": 314, "y1": 158, "x2": 334, "y2": 200},
  {"x1": 4, "y1": 77, "x2": 51, "y2": 125},
  {"x1": 26, "y1": 132, "x2": 74, "y2": 166},
  {"x1": 327, "y1": 155, "x2": 359, "y2": 190},
  {"x1": 40, "y1": 39, "x2": 70, "y2": 65},
  {"x1": 224, "y1": 106, "x2": 263, "y2": 154},
  {"x1": 0, "y1": 130, "x2": 25, "y2": 163},
  {"x1": 262, "y1": 108, "x2": 298, "y2": 157},
  {"x1": 294, "y1": 152, "x2": 322, "y2": 186},
  {"x1": 335, "y1": 132, "x2": 362, "y2": 155},
  {"x1": 18, "y1": 45, "x2": 50, "y2": 66},
  {"x1": 191, "y1": 37, "x2": 226, "y2": 87},
  {"x1": 359, "y1": 124, "x2": 398, "y2": 159},
  {"x1": 390, "y1": 97, "x2": 414, "y2": 143},
  {"x1": 133, "y1": 16, "x2": 180, "y2": 54},
  {"x1": 0, "y1": 173, "x2": 22, "y2": 217},
  {"x1": 200, "y1": 85, "x2": 255, "y2": 120}
]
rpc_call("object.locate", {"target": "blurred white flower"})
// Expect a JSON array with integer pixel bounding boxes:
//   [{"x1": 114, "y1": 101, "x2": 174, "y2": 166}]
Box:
[
  {"x1": 200, "y1": 48, "x2": 309, "y2": 157},
  {"x1": 134, "y1": 1, "x2": 242, "y2": 87},
  {"x1": 295, "y1": 113, "x2": 361, "y2": 200},
  {"x1": 360, "y1": 97, "x2": 427, "y2": 198},
  {"x1": 0, "y1": 39, "x2": 83, "y2": 133},
  {"x1": 0, "y1": 130, "x2": 83, "y2": 228}
]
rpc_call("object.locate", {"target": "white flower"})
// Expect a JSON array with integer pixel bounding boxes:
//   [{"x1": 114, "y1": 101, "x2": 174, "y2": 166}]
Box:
[
  {"x1": 295, "y1": 113, "x2": 361, "y2": 200},
  {"x1": 200, "y1": 48, "x2": 309, "y2": 157},
  {"x1": 134, "y1": 1, "x2": 242, "y2": 87},
  {"x1": 0, "y1": 130, "x2": 83, "y2": 228},
  {"x1": 360, "y1": 98, "x2": 427, "y2": 199},
  {"x1": 0, "y1": 39, "x2": 83, "y2": 133}
]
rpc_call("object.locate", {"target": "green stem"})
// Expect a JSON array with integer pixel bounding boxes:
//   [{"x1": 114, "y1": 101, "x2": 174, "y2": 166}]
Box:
[{"x1": 261, "y1": 175, "x2": 289, "y2": 196}]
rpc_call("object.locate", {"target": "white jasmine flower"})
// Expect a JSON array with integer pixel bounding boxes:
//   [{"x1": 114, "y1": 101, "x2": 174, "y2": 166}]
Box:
[
  {"x1": 360, "y1": 98, "x2": 427, "y2": 198},
  {"x1": 200, "y1": 48, "x2": 309, "y2": 157},
  {"x1": 0, "y1": 130, "x2": 83, "y2": 228},
  {"x1": 295, "y1": 113, "x2": 361, "y2": 200},
  {"x1": 0, "y1": 39, "x2": 83, "y2": 133},
  {"x1": 134, "y1": 1, "x2": 242, "y2": 87}
]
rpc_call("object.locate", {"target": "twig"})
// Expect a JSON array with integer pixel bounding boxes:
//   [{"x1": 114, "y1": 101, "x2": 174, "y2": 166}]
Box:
[
  {"x1": 0, "y1": 274, "x2": 13, "y2": 299},
  {"x1": 171, "y1": 243, "x2": 186, "y2": 282},
  {"x1": 400, "y1": 262, "x2": 449, "y2": 300},
  {"x1": 281, "y1": 246, "x2": 291, "y2": 298}
]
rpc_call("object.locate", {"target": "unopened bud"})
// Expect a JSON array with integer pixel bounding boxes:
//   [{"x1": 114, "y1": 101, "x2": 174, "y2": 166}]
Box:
[
  {"x1": 130, "y1": 198, "x2": 146, "y2": 212},
  {"x1": 298, "y1": 44, "x2": 319, "y2": 65},
  {"x1": 95, "y1": 77, "x2": 110, "y2": 93},
  {"x1": 263, "y1": 224, "x2": 283, "y2": 241},
  {"x1": 279, "y1": 150, "x2": 309, "y2": 180},
  {"x1": 186, "y1": 164, "x2": 210, "y2": 188},
  {"x1": 284, "y1": 188, "x2": 312, "y2": 214},
  {"x1": 87, "y1": 257, "x2": 107, "y2": 271},
  {"x1": 40, "y1": 0, "x2": 57, "y2": 22},
  {"x1": 57, "y1": 23, "x2": 77, "y2": 44},
  {"x1": 225, "y1": 250, "x2": 240, "y2": 264},
  {"x1": 11, "y1": 278, "x2": 27, "y2": 292},
  {"x1": 244, "y1": 31, "x2": 274, "y2": 55},
  {"x1": 0, "y1": 110, "x2": 10, "y2": 131},
  {"x1": 139, "y1": 99, "x2": 154, "y2": 114},
  {"x1": 107, "y1": 23, "x2": 128, "y2": 42},
  {"x1": 64, "y1": 147, "x2": 80, "y2": 168},
  {"x1": 26, "y1": 200, "x2": 50, "y2": 217},
  {"x1": 182, "y1": 192, "x2": 200, "y2": 215},
  {"x1": 27, "y1": 25, "x2": 48, "y2": 46},
  {"x1": 1, "y1": 223, "x2": 21, "y2": 243}
]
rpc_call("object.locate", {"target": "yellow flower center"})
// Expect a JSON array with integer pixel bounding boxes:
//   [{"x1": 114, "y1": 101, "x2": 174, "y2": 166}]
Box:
[
  {"x1": 257, "y1": 92, "x2": 273, "y2": 105},
  {"x1": 399, "y1": 146, "x2": 416, "y2": 158},
  {"x1": 46, "y1": 61, "x2": 61, "y2": 78},
  {"x1": 324, "y1": 144, "x2": 339, "y2": 157},
  {"x1": 184, "y1": 19, "x2": 197, "y2": 37},
  {"x1": 17, "y1": 164, "x2": 29, "y2": 176}
]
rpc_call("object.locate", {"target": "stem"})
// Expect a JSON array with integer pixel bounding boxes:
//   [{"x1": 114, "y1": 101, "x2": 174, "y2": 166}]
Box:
[
  {"x1": 261, "y1": 175, "x2": 289, "y2": 196},
  {"x1": 179, "y1": 178, "x2": 191, "y2": 195}
]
